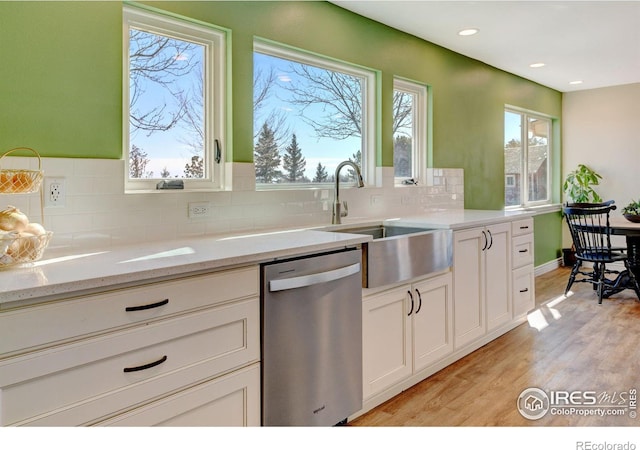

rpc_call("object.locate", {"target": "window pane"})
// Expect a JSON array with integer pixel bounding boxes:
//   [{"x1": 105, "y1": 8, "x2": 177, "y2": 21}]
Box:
[
  {"x1": 129, "y1": 29, "x2": 205, "y2": 179},
  {"x1": 253, "y1": 50, "x2": 364, "y2": 185},
  {"x1": 504, "y1": 111, "x2": 523, "y2": 207},
  {"x1": 527, "y1": 117, "x2": 549, "y2": 202},
  {"x1": 393, "y1": 89, "x2": 414, "y2": 178}
]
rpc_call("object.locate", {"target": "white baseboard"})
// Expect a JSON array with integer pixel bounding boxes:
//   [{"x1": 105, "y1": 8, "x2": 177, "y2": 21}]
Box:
[{"x1": 535, "y1": 257, "x2": 562, "y2": 276}]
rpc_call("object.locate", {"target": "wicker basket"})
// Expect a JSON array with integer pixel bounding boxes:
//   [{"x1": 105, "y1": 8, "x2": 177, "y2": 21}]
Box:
[
  {"x1": 0, "y1": 148, "x2": 44, "y2": 194},
  {"x1": 0, "y1": 231, "x2": 53, "y2": 268}
]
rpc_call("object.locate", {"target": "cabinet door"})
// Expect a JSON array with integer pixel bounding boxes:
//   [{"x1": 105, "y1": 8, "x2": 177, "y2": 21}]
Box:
[
  {"x1": 512, "y1": 233, "x2": 534, "y2": 269},
  {"x1": 412, "y1": 273, "x2": 453, "y2": 372},
  {"x1": 513, "y1": 265, "x2": 535, "y2": 318},
  {"x1": 453, "y1": 227, "x2": 485, "y2": 349},
  {"x1": 98, "y1": 363, "x2": 261, "y2": 426},
  {"x1": 485, "y1": 222, "x2": 512, "y2": 331},
  {"x1": 362, "y1": 286, "x2": 412, "y2": 399}
]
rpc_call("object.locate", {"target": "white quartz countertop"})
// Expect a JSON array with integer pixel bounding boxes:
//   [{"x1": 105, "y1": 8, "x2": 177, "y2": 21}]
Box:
[
  {"x1": 0, "y1": 209, "x2": 535, "y2": 306},
  {"x1": 382, "y1": 209, "x2": 535, "y2": 230},
  {"x1": 0, "y1": 229, "x2": 370, "y2": 306}
]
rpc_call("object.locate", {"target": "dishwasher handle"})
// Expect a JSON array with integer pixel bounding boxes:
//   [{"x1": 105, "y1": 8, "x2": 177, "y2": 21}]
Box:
[{"x1": 269, "y1": 263, "x2": 361, "y2": 292}]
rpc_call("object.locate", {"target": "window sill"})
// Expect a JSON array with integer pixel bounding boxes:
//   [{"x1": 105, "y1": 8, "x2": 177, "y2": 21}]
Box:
[{"x1": 507, "y1": 203, "x2": 562, "y2": 215}]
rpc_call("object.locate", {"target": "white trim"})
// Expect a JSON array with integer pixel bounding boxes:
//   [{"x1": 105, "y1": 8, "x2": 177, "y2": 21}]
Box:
[
  {"x1": 504, "y1": 106, "x2": 553, "y2": 209},
  {"x1": 393, "y1": 77, "x2": 428, "y2": 186},
  {"x1": 123, "y1": 5, "x2": 227, "y2": 193},
  {"x1": 535, "y1": 258, "x2": 562, "y2": 277}
]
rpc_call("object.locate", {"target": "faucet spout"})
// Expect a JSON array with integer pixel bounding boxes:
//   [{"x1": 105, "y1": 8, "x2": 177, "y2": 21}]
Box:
[{"x1": 332, "y1": 160, "x2": 365, "y2": 225}]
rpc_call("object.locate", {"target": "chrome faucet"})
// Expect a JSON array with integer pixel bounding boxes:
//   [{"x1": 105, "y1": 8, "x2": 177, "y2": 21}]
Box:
[{"x1": 332, "y1": 160, "x2": 365, "y2": 224}]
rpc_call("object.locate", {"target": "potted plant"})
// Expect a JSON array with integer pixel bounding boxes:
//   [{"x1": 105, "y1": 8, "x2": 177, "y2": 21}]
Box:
[
  {"x1": 562, "y1": 164, "x2": 604, "y2": 266},
  {"x1": 562, "y1": 164, "x2": 603, "y2": 205},
  {"x1": 622, "y1": 199, "x2": 640, "y2": 223}
]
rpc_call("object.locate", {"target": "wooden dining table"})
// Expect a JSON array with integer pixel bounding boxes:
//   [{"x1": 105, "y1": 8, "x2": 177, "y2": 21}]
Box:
[{"x1": 602, "y1": 215, "x2": 640, "y2": 298}]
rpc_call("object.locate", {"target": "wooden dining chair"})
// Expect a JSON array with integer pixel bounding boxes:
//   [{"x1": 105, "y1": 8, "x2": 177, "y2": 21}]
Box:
[{"x1": 563, "y1": 204, "x2": 640, "y2": 303}]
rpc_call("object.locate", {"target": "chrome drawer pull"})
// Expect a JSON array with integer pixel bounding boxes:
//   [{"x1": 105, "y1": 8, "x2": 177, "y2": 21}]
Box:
[
  {"x1": 124, "y1": 355, "x2": 167, "y2": 373},
  {"x1": 125, "y1": 298, "x2": 169, "y2": 312}
]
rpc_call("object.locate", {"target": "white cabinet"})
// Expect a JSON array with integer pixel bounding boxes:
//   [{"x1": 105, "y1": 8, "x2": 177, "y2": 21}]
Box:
[
  {"x1": 362, "y1": 272, "x2": 452, "y2": 399},
  {"x1": 453, "y1": 222, "x2": 511, "y2": 349},
  {"x1": 0, "y1": 266, "x2": 260, "y2": 427},
  {"x1": 98, "y1": 364, "x2": 261, "y2": 426},
  {"x1": 511, "y1": 218, "x2": 535, "y2": 317},
  {"x1": 412, "y1": 274, "x2": 454, "y2": 372}
]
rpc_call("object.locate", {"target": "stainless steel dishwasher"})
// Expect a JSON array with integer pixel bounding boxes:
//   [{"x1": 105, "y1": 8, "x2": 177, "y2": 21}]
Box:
[{"x1": 261, "y1": 248, "x2": 363, "y2": 426}]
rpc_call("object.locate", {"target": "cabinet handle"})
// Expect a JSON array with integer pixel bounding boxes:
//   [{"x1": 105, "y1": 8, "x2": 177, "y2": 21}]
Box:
[
  {"x1": 520, "y1": 225, "x2": 529, "y2": 230},
  {"x1": 407, "y1": 290, "x2": 414, "y2": 316},
  {"x1": 415, "y1": 289, "x2": 422, "y2": 314},
  {"x1": 123, "y1": 355, "x2": 167, "y2": 373},
  {"x1": 214, "y1": 139, "x2": 222, "y2": 164},
  {"x1": 125, "y1": 298, "x2": 169, "y2": 312},
  {"x1": 481, "y1": 231, "x2": 488, "y2": 251},
  {"x1": 487, "y1": 229, "x2": 493, "y2": 249},
  {"x1": 519, "y1": 288, "x2": 529, "y2": 293},
  {"x1": 518, "y1": 249, "x2": 528, "y2": 253}
]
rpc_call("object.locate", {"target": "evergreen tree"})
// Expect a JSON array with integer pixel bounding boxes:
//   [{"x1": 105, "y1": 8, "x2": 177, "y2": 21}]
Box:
[
  {"x1": 313, "y1": 162, "x2": 329, "y2": 182},
  {"x1": 343, "y1": 150, "x2": 362, "y2": 181},
  {"x1": 129, "y1": 145, "x2": 150, "y2": 178},
  {"x1": 254, "y1": 122, "x2": 282, "y2": 183},
  {"x1": 393, "y1": 135, "x2": 412, "y2": 178},
  {"x1": 184, "y1": 155, "x2": 204, "y2": 178},
  {"x1": 282, "y1": 134, "x2": 306, "y2": 182}
]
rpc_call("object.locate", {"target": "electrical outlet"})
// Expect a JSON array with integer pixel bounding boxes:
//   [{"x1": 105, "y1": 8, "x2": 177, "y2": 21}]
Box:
[
  {"x1": 188, "y1": 202, "x2": 211, "y2": 218},
  {"x1": 44, "y1": 177, "x2": 66, "y2": 207}
]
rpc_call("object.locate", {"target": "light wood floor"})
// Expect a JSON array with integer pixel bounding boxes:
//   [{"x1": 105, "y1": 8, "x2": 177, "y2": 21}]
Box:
[{"x1": 351, "y1": 267, "x2": 640, "y2": 426}]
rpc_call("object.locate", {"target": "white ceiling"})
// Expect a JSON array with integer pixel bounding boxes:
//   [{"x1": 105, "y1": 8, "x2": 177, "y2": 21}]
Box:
[{"x1": 330, "y1": 0, "x2": 640, "y2": 92}]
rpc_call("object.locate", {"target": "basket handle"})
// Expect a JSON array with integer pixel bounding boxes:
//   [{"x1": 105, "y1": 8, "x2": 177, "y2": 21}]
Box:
[{"x1": 0, "y1": 147, "x2": 42, "y2": 170}]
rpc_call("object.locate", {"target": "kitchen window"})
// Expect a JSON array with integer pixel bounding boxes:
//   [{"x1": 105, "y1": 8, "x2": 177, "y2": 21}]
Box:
[
  {"x1": 123, "y1": 6, "x2": 227, "y2": 192},
  {"x1": 504, "y1": 108, "x2": 552, "y2": 208},
  {"x1": 393, "y1": 78, "x2": 427, "y2": 185},
  {"x1": 253, "y1": 39, "x2": 376, "y2": 188}
]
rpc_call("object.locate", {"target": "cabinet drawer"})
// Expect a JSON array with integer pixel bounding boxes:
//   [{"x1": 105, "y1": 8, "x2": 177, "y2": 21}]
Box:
[
  {"x1": 513, "y1": 266, "x2": 535, "y2": 317},
  {"x1": 512, "y1": 218, "x2": 534, "y2": 236},
  {"x1": 0, "y1": 266, "x2": 258, "y2": 356},
  {"x1": 512, "y1": 234, "x2": 534, "y2": 269},
  {"x1": 0, "y1": 298, "x2": 259, "y2": 426},
  {"x1": 97, "y1": 363, "x2": 260, "y2": 426}
]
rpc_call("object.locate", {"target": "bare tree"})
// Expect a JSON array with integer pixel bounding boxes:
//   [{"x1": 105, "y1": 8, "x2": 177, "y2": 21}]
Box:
[
  {"x1": 177, "y1": 65, "x2": 204, "y2": 155},
  {"x1": 129, "y1": 29, "x2": 200, "y2": 135},
  {"x1": 284, "y1": 64, "x2": 413, "y2": 140},
  {"x1": 285, "y1": 64, "x2": 362, "y2": 140},
  {"x1": 392, "y1": 90, "x2": 413, "y2": 135},
  {"x1": 253, "y1": 65, "x2": 290, "y2": 146}
]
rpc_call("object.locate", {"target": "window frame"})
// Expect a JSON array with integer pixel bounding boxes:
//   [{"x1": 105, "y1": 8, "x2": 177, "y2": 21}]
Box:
[
  {"x1": 123, "y1": 5, "x2": 227, "y2": 192},
  {"x1": 504, "y1": 106, "x2": 553, "y2": 209},
  {"x1": 253, "y1": 39, "x2": 377, "y2": 190},
  {"x1": 393, "y1": 77, "x2": 428, "y2": 186}
]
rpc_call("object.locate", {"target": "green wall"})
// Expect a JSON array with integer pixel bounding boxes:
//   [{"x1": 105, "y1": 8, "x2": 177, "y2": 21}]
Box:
[
  {"x1": 0, "y1": 1, "x2": 563, "y2": 264},
  {"x1": 0, "y1": 1, "x2": 122, "y2": 158}
]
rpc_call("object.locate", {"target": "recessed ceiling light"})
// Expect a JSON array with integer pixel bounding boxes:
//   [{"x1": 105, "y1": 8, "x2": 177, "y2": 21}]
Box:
[
  {"x1": 529, "y1": 63, "x2": 545, "y2": 68},
  {"x1": 458, "y1": 28, "x2": 479, "y2": 36},
  {"x1": 569, "y1": 80, "x2": 583, "y2": 85}
]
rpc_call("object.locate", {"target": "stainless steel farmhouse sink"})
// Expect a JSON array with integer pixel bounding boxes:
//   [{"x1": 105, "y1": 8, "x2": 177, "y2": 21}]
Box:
[{"x1": 328, "y1": 224, "x2": 453, "y2": 288}]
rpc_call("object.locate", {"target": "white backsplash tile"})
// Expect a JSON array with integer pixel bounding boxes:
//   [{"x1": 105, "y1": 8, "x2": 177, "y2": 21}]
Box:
[{"x1": 0, "y1": 157, "x2": 463, "y2": 252}]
